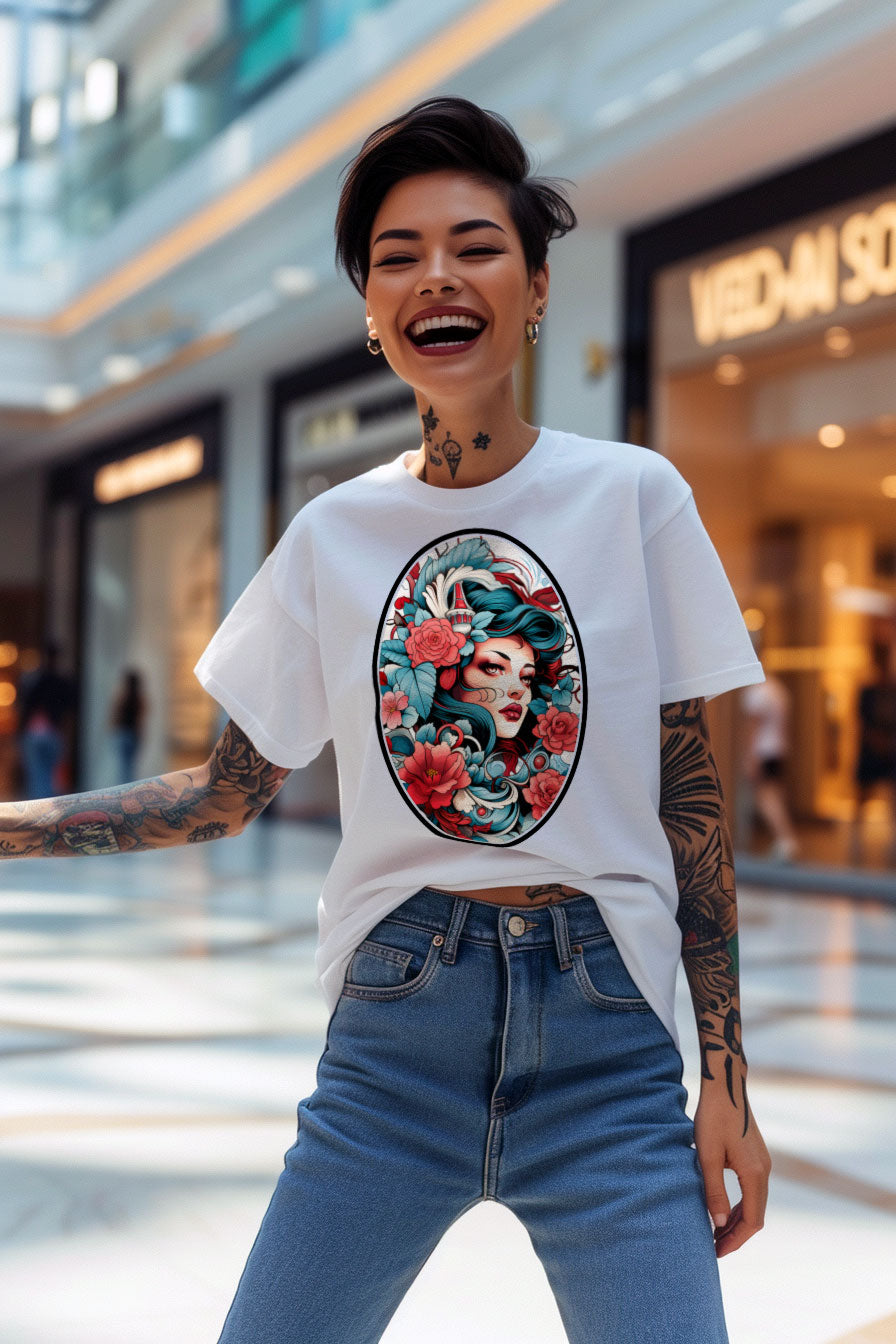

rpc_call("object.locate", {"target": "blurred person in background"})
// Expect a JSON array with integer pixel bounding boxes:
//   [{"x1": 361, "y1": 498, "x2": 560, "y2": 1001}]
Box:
[
  {"x1": 851, "y1": 638, "x2": 896, "y2": 866},
  {"x1": 742, "y1": 641, "x2": 799, "y2": 863},
  {"x1": 1, "y1": 97, "x2": 770, "y2": 1344},
  {"x1": 16, "y1": 641, "x2": 76, "y2": 799},
  {"x1": 110, "y1": 668, "x2": 147, "y2": 784}
]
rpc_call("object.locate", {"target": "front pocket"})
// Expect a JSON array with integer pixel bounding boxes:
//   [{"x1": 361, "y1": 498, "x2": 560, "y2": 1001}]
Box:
[
  {"x1": 571, "y1": 934, "x2": 652, "y2": 1012},
  {"x1": 342, "y1": 926, "x2": 445, "y2": 1001}
]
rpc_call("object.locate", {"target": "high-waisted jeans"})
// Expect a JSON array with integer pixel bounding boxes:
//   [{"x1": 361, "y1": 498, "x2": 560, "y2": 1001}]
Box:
[{"x1": 217, "y1": 887, "x2": 728, "y2": 1343}]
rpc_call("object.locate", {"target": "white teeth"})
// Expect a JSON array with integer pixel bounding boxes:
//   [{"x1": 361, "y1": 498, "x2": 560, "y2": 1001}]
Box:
[{"x1": 408, "y1": 313, "x2": 486, "y2": 338}]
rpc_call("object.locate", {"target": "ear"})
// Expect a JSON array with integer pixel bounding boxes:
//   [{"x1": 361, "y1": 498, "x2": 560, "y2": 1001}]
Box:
[{"x1": 529, "y1": 262, "x2": 549, "y2": 313}]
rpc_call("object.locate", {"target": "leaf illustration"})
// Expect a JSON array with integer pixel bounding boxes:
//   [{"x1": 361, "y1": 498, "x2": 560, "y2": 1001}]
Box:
[{"x1": 393, "y1": 662, "x2": 438, "y2": 719}]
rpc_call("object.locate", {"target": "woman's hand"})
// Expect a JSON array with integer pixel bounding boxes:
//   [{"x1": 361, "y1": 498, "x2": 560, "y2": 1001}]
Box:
[{"x1": 694, "y1": 1081, "x2": 771, "y2": 1258}]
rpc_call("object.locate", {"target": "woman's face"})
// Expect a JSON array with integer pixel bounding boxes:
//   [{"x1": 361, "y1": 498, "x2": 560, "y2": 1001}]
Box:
[
  {"x1": 364, "y1": 170, "x2": 548, "y2": 398},
  {"x1": 458, "y1": 636, "x2": 535, "y2": 740}
]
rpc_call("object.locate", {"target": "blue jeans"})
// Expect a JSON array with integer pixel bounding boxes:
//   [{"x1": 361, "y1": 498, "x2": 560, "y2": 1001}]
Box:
[
  {"x1": 218, "y1": 887, "x2": 728, "y2": 1343},
  {"x1": 21, "y1": 726, "x2": 63, "y2": 799}
]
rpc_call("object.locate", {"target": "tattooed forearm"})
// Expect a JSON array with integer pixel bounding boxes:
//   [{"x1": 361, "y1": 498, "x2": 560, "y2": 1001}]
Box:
[
  {"x1": 0, "y1": 720, "x2": 290, "y2": 860},
  {"x1": 659, "y1": 698, "x2": 750, "y2": 1134}
]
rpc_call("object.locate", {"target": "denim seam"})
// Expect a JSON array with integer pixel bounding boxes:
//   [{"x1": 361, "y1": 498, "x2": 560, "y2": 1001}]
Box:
[{"x1": 341, "y1": 940, "x2": 443, "y2": 1001}]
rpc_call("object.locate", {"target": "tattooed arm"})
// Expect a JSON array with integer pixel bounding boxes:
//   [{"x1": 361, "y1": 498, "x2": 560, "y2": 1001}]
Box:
[
  {"x1": 0, "y1": 720, "x2": 290, "y2": 859},
  {"x1": 659, "y1": 698, "x2": 771, "y2": 1258}
]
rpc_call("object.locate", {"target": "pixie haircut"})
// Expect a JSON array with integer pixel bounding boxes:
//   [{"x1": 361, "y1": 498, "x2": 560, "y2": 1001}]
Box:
[{"x1": 334, "y1": 95, "x2": 577, "y2": 295}]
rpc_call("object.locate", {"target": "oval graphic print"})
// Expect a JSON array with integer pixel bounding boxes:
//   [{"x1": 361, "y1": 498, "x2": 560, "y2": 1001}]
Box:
[{"x1": 374, "y1": 530, "x2": 586, "y2": 845}]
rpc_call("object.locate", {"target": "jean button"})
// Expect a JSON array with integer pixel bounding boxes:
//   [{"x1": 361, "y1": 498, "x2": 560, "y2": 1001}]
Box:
[{"x1": 507, "y1": 915, "x2": 526, "y2": 936}]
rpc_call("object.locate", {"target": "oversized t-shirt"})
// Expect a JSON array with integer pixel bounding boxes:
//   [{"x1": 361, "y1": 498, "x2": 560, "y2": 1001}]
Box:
[{"x1": 194, "y1": 428, "x2": 764, "y2": 1049}]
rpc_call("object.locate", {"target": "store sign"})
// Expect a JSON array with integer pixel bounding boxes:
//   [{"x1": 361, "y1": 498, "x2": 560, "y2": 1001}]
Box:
[
  {"x1": 93, "y1": 435, "x2": 204, "y2": 503},
  {"x1": 690, "y1": 200, "x2": 896, "y2": 346}
]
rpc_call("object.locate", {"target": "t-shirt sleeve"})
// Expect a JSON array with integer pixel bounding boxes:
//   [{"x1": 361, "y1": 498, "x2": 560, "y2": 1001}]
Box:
[
  {"x1": 643, "y1": 493, "x2": 764, "y2": 704},
  {"x1": 193, "y1": 515, "x2": 331, "y2": 769}
]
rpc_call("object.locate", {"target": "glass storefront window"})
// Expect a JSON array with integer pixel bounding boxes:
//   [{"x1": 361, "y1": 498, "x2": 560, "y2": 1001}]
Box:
[
  {"x1": 653, "y1": 187, "x2": 896, "y2": 874},
  {"x1": 82, "y1": 480, "x2": 220, "y2": 788}
]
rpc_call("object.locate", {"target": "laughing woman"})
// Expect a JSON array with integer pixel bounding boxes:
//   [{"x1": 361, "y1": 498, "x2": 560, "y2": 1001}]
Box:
[{"x1": 1, "y1": 97, "x2": 770, "y2": 1342}]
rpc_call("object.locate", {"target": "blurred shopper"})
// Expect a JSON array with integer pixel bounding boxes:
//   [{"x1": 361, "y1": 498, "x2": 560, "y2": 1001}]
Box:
[
  {"x1": 851, "y1": 640, "x2": 896, "y2": 865},
  {"x1": 16, "y1": 642, "x2": 76, "y2": 799},
  {"x1": 110, "y1": 668, "x2": 147, "y2": 784},
  {"x1": 743, "y1": 667, "x2": 800, "y2": 863},
  {"x1": 1, "y1": 98, "x2": 770, "y2": 1343}
]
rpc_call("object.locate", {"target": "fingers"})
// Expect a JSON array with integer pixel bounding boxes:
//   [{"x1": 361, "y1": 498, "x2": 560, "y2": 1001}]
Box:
[
  {"x1": 715, "y1": 1157, "x2": 770, "y2": 1258},
  {"x1": 703, "y1": 1169, "x2": 731, "y2": 1235}
]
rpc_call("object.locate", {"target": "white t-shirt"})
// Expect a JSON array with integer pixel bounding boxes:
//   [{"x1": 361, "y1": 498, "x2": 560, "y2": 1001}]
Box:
[{"x1": 194, "y1": 428, "x2": 764, "y2": 1049}]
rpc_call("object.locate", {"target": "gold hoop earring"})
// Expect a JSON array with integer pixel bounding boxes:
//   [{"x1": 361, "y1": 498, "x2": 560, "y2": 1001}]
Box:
[
  {"x1": 367, "y1": 335, "x2": 382, "y2": 355},
  {"x1": 525, "y1": 320, "x2": 539, "y2": 346}
]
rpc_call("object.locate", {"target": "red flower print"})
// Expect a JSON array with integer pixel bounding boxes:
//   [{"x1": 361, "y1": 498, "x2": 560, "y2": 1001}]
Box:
[
  {"x1": 533, "y1": 705, "x2": 578, "y2": 754},
  {"x1": 522, "y1": 768, "x2": 564, "y2": 821},
  {"x1": 398, "y1": 741, "x2": 472, "y2": 810},
  {"x1": 380, "y1": 689, "x2": 409, "y2": 730},
  {"x1": 405, "y1": 617, "x2": 467, "y2": 669}
]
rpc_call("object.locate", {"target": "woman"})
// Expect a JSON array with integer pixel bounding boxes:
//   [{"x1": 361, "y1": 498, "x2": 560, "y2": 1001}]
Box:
[
  {"x1": 109, "y1": 668, "x2": 147, "y2": 784},
  {"x1": 1, "y1": 97, "x2": 770, "y2": 1342}
]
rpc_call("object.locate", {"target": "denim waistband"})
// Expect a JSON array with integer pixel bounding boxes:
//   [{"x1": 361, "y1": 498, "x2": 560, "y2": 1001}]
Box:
[{"x1": 385, "y1": 885, "x2": 609, "y2": 972}]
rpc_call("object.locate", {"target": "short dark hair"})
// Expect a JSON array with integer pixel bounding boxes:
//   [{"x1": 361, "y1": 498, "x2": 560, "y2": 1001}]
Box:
[{"x1": 334, "y1": 95, "x2": 577, "y2": 295}]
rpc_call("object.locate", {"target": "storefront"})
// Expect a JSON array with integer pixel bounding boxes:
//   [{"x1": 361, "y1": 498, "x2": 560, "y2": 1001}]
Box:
[
  {"x1": 46, "y1": 403, "x2": 222, "y2": 790},
  {"x1": 625, "y1": 124, "x2": 896, "y2": 875}
]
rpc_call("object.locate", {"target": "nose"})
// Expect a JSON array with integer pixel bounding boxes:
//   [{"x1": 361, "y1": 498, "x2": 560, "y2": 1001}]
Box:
[{"x1": 415, "y1": 251, "x2": 459, "y2": 297}]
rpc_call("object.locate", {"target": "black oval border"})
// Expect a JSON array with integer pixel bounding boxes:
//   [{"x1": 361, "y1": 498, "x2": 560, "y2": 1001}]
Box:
[{"x1": 371, "y1": 528, "x2": 588, "y2": 847}]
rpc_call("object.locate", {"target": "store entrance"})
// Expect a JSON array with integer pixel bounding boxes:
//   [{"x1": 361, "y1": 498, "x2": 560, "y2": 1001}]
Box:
[
  {"x1": 82, "y1": 480, "x2": 220, "y2": 789},
  {"x1": 653, "y1": 312, "x2": 896, "y2": 872}
]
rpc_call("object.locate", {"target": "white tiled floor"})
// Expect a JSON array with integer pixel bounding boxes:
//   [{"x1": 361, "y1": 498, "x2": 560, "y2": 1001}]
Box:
[{"x1": 1, "y1": 822, "x2": 894, "y2": 1343}]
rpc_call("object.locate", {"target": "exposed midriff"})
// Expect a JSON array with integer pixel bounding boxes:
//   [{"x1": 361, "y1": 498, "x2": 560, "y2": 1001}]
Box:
[{"x1": 438, "y1": 883, "x2": 585, "y2": 907}]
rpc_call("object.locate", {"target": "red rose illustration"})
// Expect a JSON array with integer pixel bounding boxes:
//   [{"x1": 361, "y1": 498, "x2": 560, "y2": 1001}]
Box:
[
  {"x1": 533, "y1": 705, "x2": 578, "y2": 754},
  {"x1": 398, "y1": 741, "x2": 472, "y2": 810},
  {"x1": 405, "y1": 617, "x2": 467, "y2": 669},
  {"x1": 522, "y1": 768, "x2": 564, "y2": 821}
]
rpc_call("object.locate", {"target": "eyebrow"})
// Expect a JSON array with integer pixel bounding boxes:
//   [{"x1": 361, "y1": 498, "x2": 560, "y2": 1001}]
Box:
[{"x1": 371, "y1": 219, "x2": 507, "y2": 247}]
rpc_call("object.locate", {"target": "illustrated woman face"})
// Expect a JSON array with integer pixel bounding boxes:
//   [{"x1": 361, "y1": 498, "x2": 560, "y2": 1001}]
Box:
[
  {"x1": 364, "y1": 170, "x2": 548, "y2": 398},
  {"x1": 458, "y1": 636, "x2": 535, "y2": 739}
]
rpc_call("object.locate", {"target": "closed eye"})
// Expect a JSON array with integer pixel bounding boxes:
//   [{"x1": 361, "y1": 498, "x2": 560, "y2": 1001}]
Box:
[{"x1": 372, "y1": 255, "x2": 416, "y2": 267}]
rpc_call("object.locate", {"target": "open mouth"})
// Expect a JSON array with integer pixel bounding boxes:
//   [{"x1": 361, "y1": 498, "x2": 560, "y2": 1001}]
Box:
[
  {"x1": 499, "y1": 704, "x2": 523, "y2": 722},
  {"x1": 406, "y1": 314, "x2": 486, "y2": 353}
]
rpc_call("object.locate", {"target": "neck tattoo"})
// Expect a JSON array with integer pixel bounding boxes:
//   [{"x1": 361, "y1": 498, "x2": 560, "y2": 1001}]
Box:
[{"x1": 420, "y1": 405, "x2": 492, "y2": 482}]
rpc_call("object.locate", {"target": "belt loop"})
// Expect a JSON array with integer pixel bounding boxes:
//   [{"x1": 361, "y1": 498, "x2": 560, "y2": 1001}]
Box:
[
  {"x1": 440, "y1": 896, "x2": 471, "y2": 964},
  {"x1": 548, "y1": 903, "x2": 574, "y2": 972}
]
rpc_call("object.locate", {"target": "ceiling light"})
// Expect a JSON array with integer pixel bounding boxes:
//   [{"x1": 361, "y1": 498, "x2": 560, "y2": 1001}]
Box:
[
  {"x1": 882, "y1": 476, "x2": 896, "y2": 499},
  {"x1": 693, "y1": 28, "x2": 764, "y2": 76},
  {"x1": 642, "y1": 70, "x2": 686, "y2": 102},
  {"x1": 272, "y1": 265, "x2": 317, "y2": 296},
  {"x1": 84, "y1": 58, "x2": 118, "y2": 124},
  {"x1": 44, "y1": 384, "x2": 80, "y2": 412},
  {"x1": 823, "y1": 325, "x2": 853, "y2": 356},
  {"x1": 101, "y1": 354, "x2": 142, "y2": 383},
  {"x1": 818, "y1": 423, "x2": 845, "y2": 448},
  {"x1": 742, "y1": 608, "x2": 765, "y2": 632},
  {"x1": 30, "y1": 93, "x2": 61, "y2": 145},
  {"x1": 592, "y1": 95, "x2": 638, "y2": 129},
  {"x1": 779, "y1": 0, "x2": 845, "y2": 29},
  {"x1": 714, "y1": 354, "x2": 746, "y2": 385},
  {"x1": 207, "y1": 289, "x2": 278, "y2": 335}
]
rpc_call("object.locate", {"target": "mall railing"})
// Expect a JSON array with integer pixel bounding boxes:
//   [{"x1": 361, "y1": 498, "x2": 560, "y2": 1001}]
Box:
[{"x1": 0, "y1": 0, "x2": 394, "y2": 273}]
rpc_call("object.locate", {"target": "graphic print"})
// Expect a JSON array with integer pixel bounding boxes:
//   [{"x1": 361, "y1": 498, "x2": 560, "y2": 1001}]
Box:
[{"x1": 374, "y1": 531, "x2": 586, "y2": 845}]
